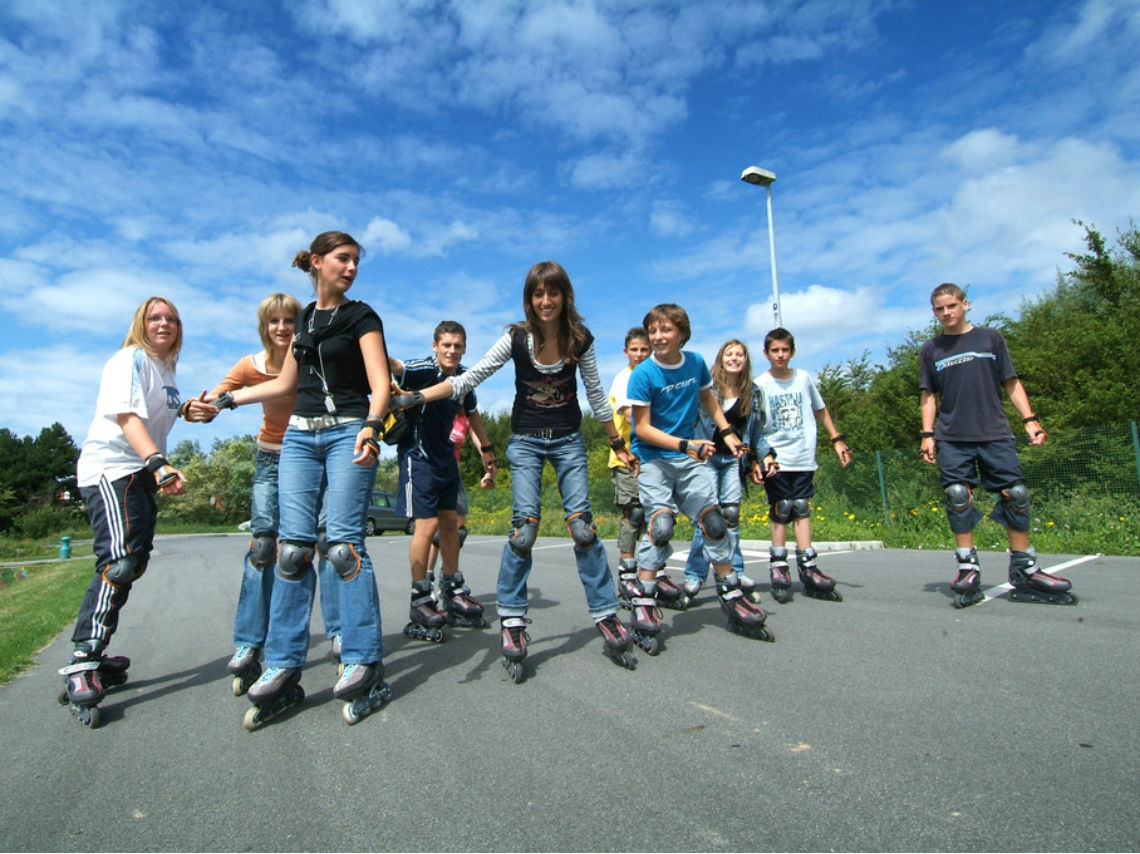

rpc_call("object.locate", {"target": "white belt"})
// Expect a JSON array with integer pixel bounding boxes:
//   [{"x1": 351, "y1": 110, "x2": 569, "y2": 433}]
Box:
[{"x1": 288, "y1": 414, "x2": 363, "y2": 432}]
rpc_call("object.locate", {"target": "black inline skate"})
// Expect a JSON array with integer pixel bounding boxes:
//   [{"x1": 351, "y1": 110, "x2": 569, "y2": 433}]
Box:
[
  {"x1": 1007, "y1": 547, "x2": 1077, "y2": 605},
  {"x1": 438, "y1": 570, "x2": 489, "y2": 628},
  {"x1": 594, "y1": 613, "x2": 637, "y2": 670},
  {"x1": 716, "y1": 573, "x2": 774, "y2": 641},
  {"x1": 769, "y1": 546, "x2": 793, "y2": 603},
  {"x1": 500, "y1": 617, "x2": 531, "y2": 683},
  {"x1": 244, "y1": 666, "x2": 304, "y2": 731},
  {"x1": 403, "y1": 579, "x2": 447, "y2": 643},
  {"x1": 628, "y1": 578, "x2": 664, "y2": 655},
  {"x1": 737, "y1": 570, "x2": 763, "y2": 605},
  {"x1": 57, "y1": 642, "x2": 130, "y2": 728},
  {"x1": 678, "y1": 577, "x2": 702, "y2": 610},
  {"x1": 654, "y1": 570, "x2": 686, "y2": 611},
  {"x1": 227, "y1": 645, "x2": 262, "y2": 696},
  {"x1": 615, "y1": 560, "x2": 639, "y2": 609},
  {"x1": 797, "y1": 547, "x2": 843, "y2": 602},
  {"x1": 335, "y1": 662, "x2": 393, "y2": 725},
  {"x1": 949, "y1": 547, "x2": 984, "y2": 609}
]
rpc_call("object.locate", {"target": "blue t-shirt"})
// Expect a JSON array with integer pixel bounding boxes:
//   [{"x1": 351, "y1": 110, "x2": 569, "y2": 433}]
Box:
[
  {"x1": 397, "y1": 358, "x2": 477, "y2": 467},
  {"x1": 626, "y1": 351, "x2": 712, "y2": 462}
]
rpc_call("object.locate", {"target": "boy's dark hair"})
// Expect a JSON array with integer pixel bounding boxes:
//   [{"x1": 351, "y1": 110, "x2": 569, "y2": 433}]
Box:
[
  {"x1": 763, "y1": 327, "x2": 795, "y2": 352},
  {"x1": 642, "y1": 304, "x2": 691, "y2": 346},
  {"x1": 624, "y1": 326, "x2": 648, "y2": 347},
  {"x1": 434, "y1": 320, "x2": 467, "y2": 343},
  {"x1": 930, "y1": 282, "x2": 967, "y2": 304}
]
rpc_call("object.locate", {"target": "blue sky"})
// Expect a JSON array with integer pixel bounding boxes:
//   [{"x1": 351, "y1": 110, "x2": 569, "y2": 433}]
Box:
[{"x1": 1, "y1": 0, "x2": 1137, "y2": 454}]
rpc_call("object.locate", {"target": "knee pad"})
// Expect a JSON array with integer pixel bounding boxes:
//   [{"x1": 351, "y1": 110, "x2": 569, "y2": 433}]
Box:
[
  {"x1": 626, "y1": 503, "x2": 645, "y2": 530},
  {"x1": 248, "y1": 533, "x2": 277, "y2": 568},
  {"x1": 326, "y1": 542, "x2": 362, "y2": 582},
  {"x1": 771, "y1": 499, "x2": 795, "y2": 524},
  {"x1": 457, "y1": 525, "x2": 468, "y2": 549},
  {"x1": 721, "y1": 503, "x2": 741, "y2": 528},
  {"x1": 791, "y1": 498, "x2": 811, "y2": 519},
  {"x1": 697, "y1": 504, "x2": 728, "y2": 542},
  {"x1": 508, "y1": 517, "x2": 539, "y2": 558},
  {"x1": 431, "y1": 528, "x2": 441, "y2": 548},
  {"x1": 944, "y1": 483, "x2": 973, "y2": 513},
  {"x1": 102, "y1": 555, "x2": 142, "y2": 586},
  {"x1": 277, "y1": 541, "x2": 314, "y2": 581},
  {"x1": 648, "y1": 508, "x2": 675, "y2": 547},
  {"x1": 565, "y1": 511, "x2": 597, "y2": 549},
  {"x1": 1000, "y1": 482, "x2": 1029, "y2": 513},
  {"x1": 315, "y1": 530, "x2": 329, "y2": 559}
]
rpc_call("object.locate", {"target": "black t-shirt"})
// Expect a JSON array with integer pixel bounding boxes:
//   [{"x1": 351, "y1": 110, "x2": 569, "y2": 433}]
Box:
[
  {"x1": 397, "y1": 357, "x2": 477, "y2": 465},
  {"x1": 919, "y1": 326, "x2": 1016, "y2": 442},
  {"x1": 293, "y1": 300, "x2": 383, "y2": 418},
  {"x1": 509, "y1": 326, "x2": 593, "y2": 433}
]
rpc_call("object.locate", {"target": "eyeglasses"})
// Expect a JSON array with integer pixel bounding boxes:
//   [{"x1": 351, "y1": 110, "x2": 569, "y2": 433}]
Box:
[{"x1": 146, "y1": 314, "x2": 180, "y2": 325}]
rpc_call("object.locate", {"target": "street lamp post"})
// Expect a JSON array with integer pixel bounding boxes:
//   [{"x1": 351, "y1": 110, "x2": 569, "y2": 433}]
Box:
[{"x1": 741, "y1": 166, "x2": 783, "y2": 328}]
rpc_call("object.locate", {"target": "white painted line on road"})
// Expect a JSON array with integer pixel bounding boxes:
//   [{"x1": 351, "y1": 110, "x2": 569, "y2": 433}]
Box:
[{"x1": 973, "y1": 553, "x2": 1102, "y2": 606}]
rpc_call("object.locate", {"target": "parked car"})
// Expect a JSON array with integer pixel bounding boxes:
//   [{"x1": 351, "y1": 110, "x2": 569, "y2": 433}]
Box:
[{"x1": 366, "y1": 490, "x2": 414, "y2": 536}]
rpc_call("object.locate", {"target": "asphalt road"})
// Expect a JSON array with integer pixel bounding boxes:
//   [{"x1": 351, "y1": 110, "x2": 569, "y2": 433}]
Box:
[{"x1": 1, "y1": 534, "x2": 1137, "y2": 852}]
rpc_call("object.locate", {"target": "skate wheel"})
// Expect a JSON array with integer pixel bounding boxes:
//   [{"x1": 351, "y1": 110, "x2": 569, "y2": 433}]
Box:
[
  {"x1": 243, "y1": 705, "x2": 260, "y2": 731},
  {"x1": 343, "y1": 701, "x2": 361, "y2": 725},
  {"x1": 431, "y1": 629, "x2": 445, "y2": 643},
  {"x1": 620, "y1": 652, "x2": 637, "y2": 670},
  {"x1": 337, "y1": 662, "x2": 345, "y2": 678},
  {"x1": 760, "y1": 626, "x2": 775, "y2": 642},
  {"x1": 644, "y1": 636, "x2": 660, "y2": 656},
  {"x1": 232, "y1": 675, "x2": 245, "y2": 697},
  {"x1": 83, "y1": 706, "x2": 100, "y2": 728},
  {"x1": 831, "y1": 591, "x2": 844, "y2": 602},
  {"x1": 57, "y1": 687, "x2": 68, "y2": 705}
]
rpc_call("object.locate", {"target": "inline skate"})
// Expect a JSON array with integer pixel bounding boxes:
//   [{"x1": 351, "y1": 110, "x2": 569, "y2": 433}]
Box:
[
  {"x1": 244, "y1": 666, "x2": 304, "y2": 731},
  {"x1": 678, "y1": 577, "x2": 701, "y2": 610},
  {"x1": 797, "y1": 547, "x2": 843, "y2": 602},
  {"x1": 1007, "y1": 547, "x2": 1077, "y2": 605},
  {"x1": 615, "y1": 560, "x2": 639, "y2": 609},
  {"x1": 628, "y1": 578, "x2": 664, "y2": 655},
  {"x1": 949, "y1": 547, "x2": 984, "y2": 609},
  {"x1": 57, "y1": 642, "x2": 130, "y2": 728},
  {"x1": 737, "y1": 571, "x2": 763, "y2": 605},
  {"x1": 500, "y1": 617, "x2": 531, "y2": 683},
  {"x1": 335, "y1": 662, "x2": 393, "y2": 725},
  {"x1": 594, "y1": 614, "x2": 637, "y2": 670},
  {"x1": 403, "y1": 579, "x2": 447, "y2": 643},
  {"x1": 654, "y1": 570, "x2": 686, "y2": 611},
  {"x1": 716, "y1": 573, "x2": 774, "y2": 641},
  {"x1": 227, "y1": 645, "x2": 262, "y2": 696},
  {"x1": 768, "y1": 546, "x2": 792, "y2": 603},
  {"x1": 438, "y1": 571, "x2": 489, "y2": 628}
]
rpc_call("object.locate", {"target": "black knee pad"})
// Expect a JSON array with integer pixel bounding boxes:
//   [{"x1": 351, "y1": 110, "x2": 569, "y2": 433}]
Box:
[
  {"x1": 326, "y1": 542, "x2": 361, "y2": 582},
  {"x1": 509, "y1": 517, "x2": 539, "y2": 558},
  {"x1": 697, "y1": 504, "x2": 728, "y2": 541},
  {"x1": 648, "y1": 508, "x2": 675, "y2": 547},
  {"x1": 944, "y1": 483, "x2": 973, "y2": 513},
  {"x1": 277, "y1": 541, "x2": 314, "y2": 581},
  {"x1": 457, "y1": 525, "x2": 468, "y2": 549},
  {"x1": 1001, "y1": 482, "x2": 1029, "y2": 513},
  {"x1": 791, "y1": 498, "x2": 811, "y2": 519},
  {"x1": 771, "y1": 499, "x2": 795, "y2": 524},
  {"x1": 565, "y1": 511, "x2": 597, "y2": 549},
  {"x1": 626, "y1": 503, "x2": 645, "y2": 529},
  {"x1": 102, "y1": 555, "x2": 142, "y2": 586},
  {"x1": 248, "y1": 533, "x2": 277, "y2": 568},
  {"x1": 721, "y1": 503, "x2": 741, "y2": 529}
]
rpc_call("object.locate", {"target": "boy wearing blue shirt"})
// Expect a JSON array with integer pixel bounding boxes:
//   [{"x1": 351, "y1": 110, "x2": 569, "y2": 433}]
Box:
[{"x1": 625, "y1": 304, "x2": 773, "y2": 651}]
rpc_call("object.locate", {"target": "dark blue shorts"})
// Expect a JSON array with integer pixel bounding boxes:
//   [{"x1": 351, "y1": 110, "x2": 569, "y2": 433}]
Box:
[
  {"x1": 937, "y1": 438, "x2": 1028, "y2": 533},
  {"x1": 762, "y1": 469, "x2": 815, "y2": 505},
  {"x1": 397, "y1": 452, "x2": 460, "y2": 519}
]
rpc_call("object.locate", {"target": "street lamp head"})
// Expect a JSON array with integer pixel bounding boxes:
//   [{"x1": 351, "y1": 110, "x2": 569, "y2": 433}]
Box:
[{"x1": 741, "y1": 166, "x2": 776, "y2": 187}]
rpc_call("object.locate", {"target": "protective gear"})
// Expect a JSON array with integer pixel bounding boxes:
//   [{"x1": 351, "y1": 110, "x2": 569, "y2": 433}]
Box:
[
  {"x1": 326, "y1": 542, "x2": 361, "y2": 582},
  {"x1": 721, "y1": 503, "x2": 741, "y2": 528},
  {"x1": 277, "y1": 541, "x2": 314, "y2": 581},
  {"x1": 791, "y1": 498, "x2": 811, "y2": 519},
  {"x1": 248, "y1": 533, "x2": 277, "y2": 568},
  {"x1": 772, "y1": 499, "x2": 795, "y2": 523},
  {"x1": 431, "y1": 528, "x2": 441, "y2": 548},
  {"x1": 565, "y1": 511, "x2": 597, "y2": 549},
  {"x1": 626, "y1": 504, "x2": 645, "y2": 529},
  {"x1": 508, "y1": 517, "x2": 539, "y2": 558},
  {"x1": 102, "y1": 555, "x2": 142, "y2": 586},
  {"x1": 315, "y1": 530, "x2": 329, "y2": 559},
  {"x1": 648, "y1": 508, "x2": 675, "y2": 547},
  {"x1": 944, "y1": 483, "x2": 973, "y2": 513},
  {"x1": 697, "y1": 504, "x2": 728, "y2": 542},
  {"x1": 1000, "y1": 483, "x2": 1029, "y2": 513},
  {"x1": 457, "y1": 525, "x2": 468, "y2": 549}
]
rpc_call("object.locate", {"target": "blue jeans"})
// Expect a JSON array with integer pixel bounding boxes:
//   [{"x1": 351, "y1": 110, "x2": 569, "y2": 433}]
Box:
[
  {"x1": 684, "y1": 453, "x2": 745, "y2": 584},
  {"x1": 636, "y1": 456, "x2": 732, "y2": 571},
  {"x1": 233, "y1": 451, "x2": 341, "y2": 648},
  {"x1": 498, "y1": 432, "x2": 618, "y2": 621},
  {"x1": 266, "y1": 421, "x2": 381, "y2": 669}
]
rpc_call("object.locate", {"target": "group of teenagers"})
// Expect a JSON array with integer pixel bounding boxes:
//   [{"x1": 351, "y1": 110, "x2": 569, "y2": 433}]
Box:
[{"x1": 59, "y1": 230, "x2": 1075, "y2": 728}]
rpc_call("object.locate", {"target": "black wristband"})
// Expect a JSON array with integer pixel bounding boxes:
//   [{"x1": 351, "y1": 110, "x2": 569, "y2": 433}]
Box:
[
  {"x1": 713, "y1": 426, "x2": 733, "y2": 441},
  {"x1": 678, "y1": 438, "x2": 689, "y2": 454},
  {"x1": 830, "y1": 433, "x2": 846, "y2": 444},
  {"x1": 1021, "y1": 414, "x2": 1039, "y2": 424},
  {"x1": 609, "y1": 436, "x2": 626, "y2": 451},
  {"x1": 145, "y1": 453, "x2": 168, "y2": 473},
  {"x1": 481, "y1": 442, "x2": 495, "y2": 454},
  {"x1": 920, "y1": 431, "x2": 935, "y2": 439}
]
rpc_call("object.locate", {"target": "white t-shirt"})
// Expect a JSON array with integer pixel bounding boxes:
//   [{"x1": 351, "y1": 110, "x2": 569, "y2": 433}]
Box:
[
  {"x1": 759, "y1": 368, "x2": 825, "y2": 471},
  {"x1": 77, "y1": 347, "x2": 180, "y2": 487}
]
